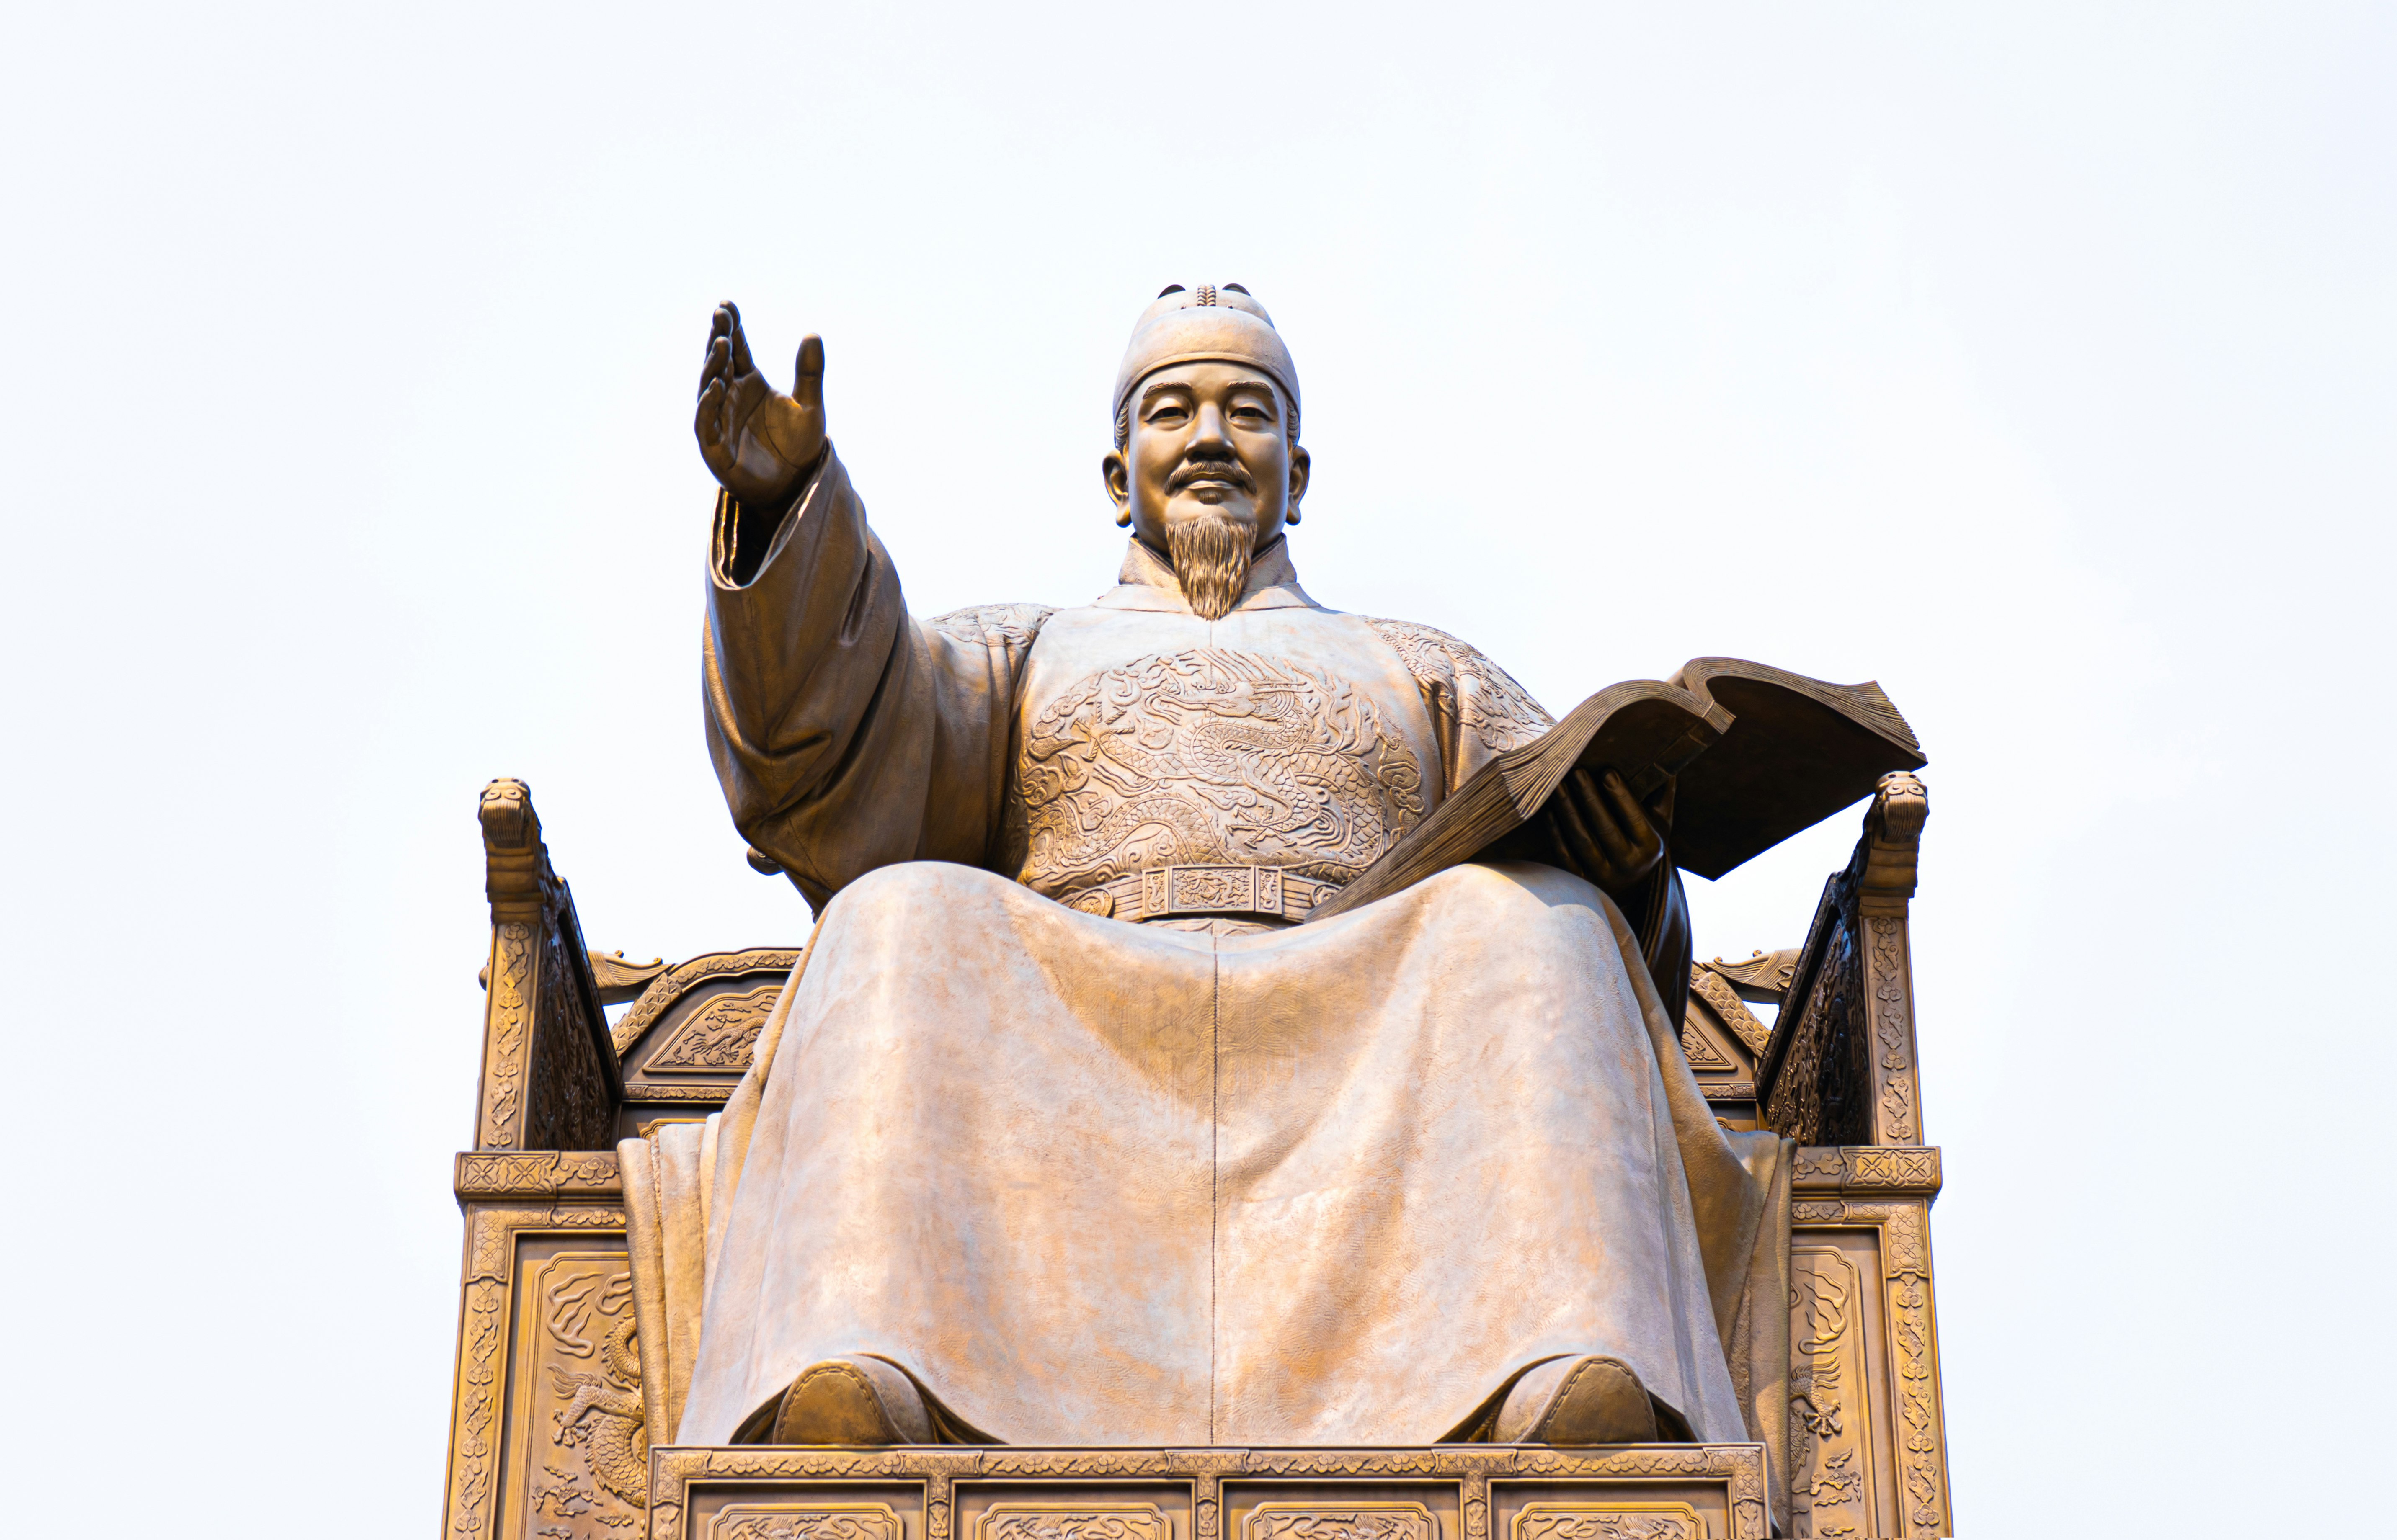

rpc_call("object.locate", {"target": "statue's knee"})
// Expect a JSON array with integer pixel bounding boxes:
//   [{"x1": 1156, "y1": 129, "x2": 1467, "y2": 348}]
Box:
[{"x1": 831, "y1": 860, "x2": 980, "y2": 913}]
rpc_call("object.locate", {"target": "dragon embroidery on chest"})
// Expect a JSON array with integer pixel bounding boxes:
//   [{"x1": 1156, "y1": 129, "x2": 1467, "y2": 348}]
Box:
[{"x1": 1011, "y1": 648, "x2": 1427, "y2": 897}]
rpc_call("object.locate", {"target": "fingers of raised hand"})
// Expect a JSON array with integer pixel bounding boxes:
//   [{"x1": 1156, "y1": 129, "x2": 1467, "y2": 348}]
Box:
[
  {"x1": 698, "y1": 334, "x2": 733, "y2": 399},
  {"x1": 694, "y1": 378, "x2": 728, "y2": 456},
  {"x1": 725, "y1": 303, "x2": 757, "y2": 377},
  {"x1": 793, "y1": 333, "x2": 825, "y2": 410}
]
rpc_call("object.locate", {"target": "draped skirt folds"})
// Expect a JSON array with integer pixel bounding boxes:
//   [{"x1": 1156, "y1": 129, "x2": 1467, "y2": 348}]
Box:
[{"x1": 667, "y1": 859, "x2": 1774, "y2": 1449}]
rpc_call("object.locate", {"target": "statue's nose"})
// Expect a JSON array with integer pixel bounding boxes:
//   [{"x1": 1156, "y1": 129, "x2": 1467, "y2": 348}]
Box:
[{"x1": 1191, "y1": 399, "x2": 1231, "y2": 448}]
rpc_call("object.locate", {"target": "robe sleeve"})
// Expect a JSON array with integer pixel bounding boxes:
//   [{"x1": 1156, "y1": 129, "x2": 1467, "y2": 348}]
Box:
[
  {"x1": 702, "y1": 447, "x2": 1049, "y2": 912},
  {"x1": 1366, "y1": 615, "x2": 1693, "y2": 1016}
]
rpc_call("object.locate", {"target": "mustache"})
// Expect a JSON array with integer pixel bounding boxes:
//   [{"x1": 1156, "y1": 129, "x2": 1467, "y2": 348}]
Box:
[{"x1": 1169, "y1": 457, "x2": 1257, "y2": 493}]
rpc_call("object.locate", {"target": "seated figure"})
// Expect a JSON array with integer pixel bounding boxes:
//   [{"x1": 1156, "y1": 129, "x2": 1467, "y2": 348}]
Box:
[{"x1": 670, "y1": 286, "x2": 1792, "y2": 1452}]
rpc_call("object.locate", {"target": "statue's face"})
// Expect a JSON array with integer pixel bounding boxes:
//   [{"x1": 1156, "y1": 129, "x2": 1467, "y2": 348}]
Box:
[{"x1": 1104, "y1": 362, "x2": 1311, "y2": 556}]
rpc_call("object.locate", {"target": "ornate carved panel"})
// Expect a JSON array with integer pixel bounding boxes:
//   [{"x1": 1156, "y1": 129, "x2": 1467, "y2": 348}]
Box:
[
  {"x1": 623, "y1": 1082, "x2": 742, "y2": 1103},
  {"x1": 1512, "y1": 1505, "x2": 1703, "y2": 1540},
  {"x1": 1785, "y1": 1198, "x2": 1951, "y2": 1537},
  {"x1": 456, "y1": 1150, "x2": 623, "y2": 1201},
  {"x1": 1863, "y1": 916, "x2": 1921, "y2": 1144},
  {"x1": 979, "y1": 1506, "x2": 1171, "y2": 1540},
  {"x1": 1246, "y1": 1504, "x2": 1432, "y2": 1540},
  {"x1": 480, "y1": 924, "x2": 537, "y2": 1149},
  {"x1": 648, "y1": 983, "x2": 782, "y2": 1071},
  {"x1": 441, "y1": 1203, "x2": 632, "y2": 1540},
  {"x1": 517, "y1": 1250, "x2": 648, "y2": 1534},
  {"x1": 1676, "y1": 1018, "x2": 1735, "y2": 1071},
  {"x1": 711, "y1": 1505, "x2": 904, "y2": 1540},
  {"x1": 614, "y1": 949, "x2": 802, "y2": 1061},
  {"x1": 1790, "y1": 1146, "x2": 1942, "y2": 1197},
  {"x1": 1787, "y1": 1246, "x2": 1874, "y2": 1538}
]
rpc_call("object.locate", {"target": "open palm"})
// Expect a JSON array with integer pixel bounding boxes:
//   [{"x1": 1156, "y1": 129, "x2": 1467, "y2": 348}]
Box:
[{"x1": 694, "y1": 302, "x2": 827, "y2": 507}]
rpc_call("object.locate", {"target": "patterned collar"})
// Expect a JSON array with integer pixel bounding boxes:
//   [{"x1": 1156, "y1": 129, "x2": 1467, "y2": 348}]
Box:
[{"x1": 1093, "y1": 534, "x2": 1320, "y2": 614}]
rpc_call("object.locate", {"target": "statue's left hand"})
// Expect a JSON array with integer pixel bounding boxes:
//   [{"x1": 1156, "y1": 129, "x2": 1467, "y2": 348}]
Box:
[{"x1": 1540, "y1": 767, "x2": 1669, "y2": 902}]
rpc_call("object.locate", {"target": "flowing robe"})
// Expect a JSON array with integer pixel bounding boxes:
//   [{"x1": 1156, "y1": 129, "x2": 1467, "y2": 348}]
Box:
[{"x1": 663, "y1": 448, "x2": 1785, "y2": 1450}]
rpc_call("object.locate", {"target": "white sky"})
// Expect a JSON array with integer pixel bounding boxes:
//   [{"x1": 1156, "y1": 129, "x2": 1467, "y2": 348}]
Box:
[{"x1": 3, "y1": 4, "x2": 2390, "y2": 1535}]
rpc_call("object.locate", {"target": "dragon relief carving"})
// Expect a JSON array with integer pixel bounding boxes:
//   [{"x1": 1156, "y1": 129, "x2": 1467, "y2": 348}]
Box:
[
  {"x1": 716, "y1": 1508, "x2": 903, "y2": 1540},
  {"x1": 646, "y1": 983, "x2": 781, "y2": 1071},
  {"x1": 979, "y1": 1507, "x2": 1169, "y2": 1540},
  {"x1": 928, "y1": 603, "x2": 1056, "y2": 652},
  {"x1": 1012, "y1": 649, "x2": 1426, "y2": 903},
  {"x1": 1512, "y1": 1509, "x2": 1702, "y2": 1540},
  {"x1": 1362, "y1": 617, "x2": 1554, "y2": 756},
  {"x1": 528, "y1": 1259, "x2": 648, "y2": 1533},
  {"x1": 1246, "y1": 1505, "x2": 1432, "y2": 1540},
  {"x1": 1677, "y1": 1017, "x2": 1736, "y2": 1071},
  {"x1": 1787, "y1": 1247, "x2": 1871, "y2": 1539}
]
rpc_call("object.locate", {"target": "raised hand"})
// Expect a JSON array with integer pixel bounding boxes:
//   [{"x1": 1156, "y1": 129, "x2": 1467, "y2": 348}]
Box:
[
  {"x1": 1541, "y1": 767, "x2": 1669, "y2": 901},
  {"x1": 694, "y1": 302, "x2": 828, "y2": 507}
]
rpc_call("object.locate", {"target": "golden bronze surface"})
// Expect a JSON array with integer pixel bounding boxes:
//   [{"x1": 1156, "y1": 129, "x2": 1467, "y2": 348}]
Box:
[
  {"x1": 642, "y1": 1444, "x2": 1774, "y2": 1540},
  {"x1": 440, "y1": 288, "x2": 1956, "y2": 1537}
]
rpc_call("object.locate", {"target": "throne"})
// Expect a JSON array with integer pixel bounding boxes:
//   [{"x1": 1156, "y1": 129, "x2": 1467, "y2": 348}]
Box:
[{"x1": 439, "y1": 775, "x2": 1953, "y2": 1540}]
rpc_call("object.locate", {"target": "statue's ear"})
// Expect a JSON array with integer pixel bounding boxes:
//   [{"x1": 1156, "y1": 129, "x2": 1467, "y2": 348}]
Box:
[
  {"x1": 1288, "y1": 444, "x2": 1311, "y2": 510},
  {"x1": 1102, "y1": 449, "x2": 1132, "y2": 525}
]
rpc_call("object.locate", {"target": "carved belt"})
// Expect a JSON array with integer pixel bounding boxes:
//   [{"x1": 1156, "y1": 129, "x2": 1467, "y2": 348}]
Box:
[{"x1": 1067, "y1": 865, "x2": 1343, "y2": 924}]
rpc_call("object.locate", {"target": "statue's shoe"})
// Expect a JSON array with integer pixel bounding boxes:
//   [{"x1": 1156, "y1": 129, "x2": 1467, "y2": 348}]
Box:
[
  {"x1": 766, "y1": 1355, "x2": 933, "y2": 1445},
  {"x1": 1491, "y1": 1355, "x2": 1694, "y2": 1444}
]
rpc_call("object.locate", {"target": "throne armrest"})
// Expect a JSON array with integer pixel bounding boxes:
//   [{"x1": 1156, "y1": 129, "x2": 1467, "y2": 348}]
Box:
[
  {"x1": 470, "y1": 778, "x2": 623, "y2": 1150},
  {"x1": 1753, "y1": 770, "x2": 1929, "y2": 1146}
]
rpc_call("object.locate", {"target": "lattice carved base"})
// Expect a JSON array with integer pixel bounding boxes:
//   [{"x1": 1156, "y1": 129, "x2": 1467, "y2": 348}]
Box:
[{"x1": 646, "y1": 1445, "x2": 1770, "y2": 1540}]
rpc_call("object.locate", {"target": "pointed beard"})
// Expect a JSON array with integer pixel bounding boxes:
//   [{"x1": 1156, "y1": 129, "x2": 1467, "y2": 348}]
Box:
[{"x1": 1167, "y1": 509, "x2": 1257, "y2": 622}]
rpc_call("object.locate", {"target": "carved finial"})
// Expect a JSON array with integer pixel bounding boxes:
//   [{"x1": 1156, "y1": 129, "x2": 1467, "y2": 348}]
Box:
[
  {"x1": 1702, "y1": 946, "x2": 1803, "y2": 1004},
  {"x1": 479, "y1": 777, "x2": 538, "y2": 852},
  {"x1": 1856, "y1": 771, "x2": 1929, "y2": 907},
  {"x1": 480, "y1": 777, "x2": 557, "y2": 923},
  {"x1": 588, "y1": 949, "x2": 671, "y2": 1006},
  {"x1": 1870, "y1": 770, "x2": 1929, "y2": 845}
]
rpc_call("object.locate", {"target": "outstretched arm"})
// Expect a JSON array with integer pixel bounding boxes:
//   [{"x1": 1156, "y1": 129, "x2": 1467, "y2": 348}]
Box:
[{"x1": 695, "y1": 304, "x2": 1033, "y2": 910}]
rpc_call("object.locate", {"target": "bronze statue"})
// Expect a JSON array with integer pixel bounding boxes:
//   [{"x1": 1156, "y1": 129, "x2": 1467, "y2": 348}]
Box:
[
  {"x1": 695, "y1": 296, "x2": 1677, "y2": 922},
  {"x1": 658, "y1": 285, "x2": 1795, "y2": 1454}
]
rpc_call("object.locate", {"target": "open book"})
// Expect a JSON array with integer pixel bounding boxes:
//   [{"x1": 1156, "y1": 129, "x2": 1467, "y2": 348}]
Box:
[{"x1": 1308, "y1": 658, "x2": 1925, "y2": 922}]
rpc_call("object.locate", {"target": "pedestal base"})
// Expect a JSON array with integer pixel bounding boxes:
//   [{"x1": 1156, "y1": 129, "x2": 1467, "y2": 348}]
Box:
[{"x1": 646, "y1": 1444, "x2": 1770, "y2": 1540}]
